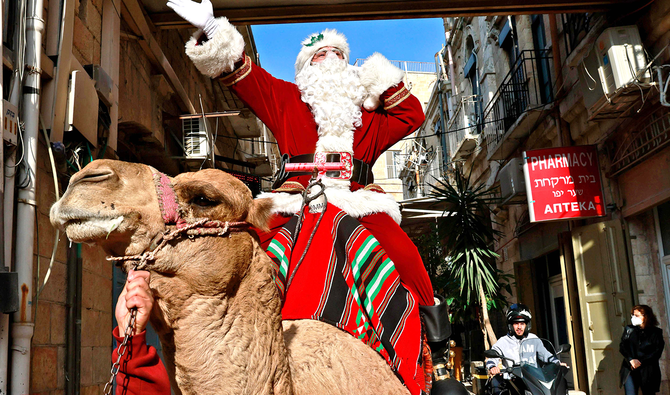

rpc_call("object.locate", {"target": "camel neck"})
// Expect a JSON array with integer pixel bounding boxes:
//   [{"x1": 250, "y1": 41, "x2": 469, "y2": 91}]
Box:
[{"x1": 155, "y1": 235, "x2": 293, "y2": 395}]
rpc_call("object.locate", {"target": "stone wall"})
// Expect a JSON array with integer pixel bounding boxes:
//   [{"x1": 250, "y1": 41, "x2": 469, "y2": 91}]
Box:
[
  {"x1": 626, "y1": 210, "x2": 670, "y2": 394},
  {"x1": 25, "y1": 2, "x2": 231, "y2": 392},
  {"x1": 31, "y1": 137, "x2": 69, "y2": 394}
]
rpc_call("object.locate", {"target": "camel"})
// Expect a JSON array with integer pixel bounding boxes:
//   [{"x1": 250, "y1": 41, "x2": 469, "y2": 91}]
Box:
[{"x1": 49, "y1": 159, "x2": 411, "y2": 395}]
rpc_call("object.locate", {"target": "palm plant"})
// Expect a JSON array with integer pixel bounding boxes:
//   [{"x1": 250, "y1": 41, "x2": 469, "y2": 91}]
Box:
[{"x1": 429, "y1": 165, "x2": 503, "y2": 348}]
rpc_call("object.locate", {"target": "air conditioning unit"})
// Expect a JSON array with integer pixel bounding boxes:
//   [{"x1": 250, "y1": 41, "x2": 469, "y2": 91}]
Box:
[
  {"x1": 498, "y1": 157, "x2": 526, "y2": 205},
  {"x1": 66, "y1": 70, "x2": 99, "y2": 145},
  {"x1": 596, "y1": 25, "x2": 649, "y2": 96},
  {"x1": 182, "y1": 117, "x2": 210, "y2": 159}
]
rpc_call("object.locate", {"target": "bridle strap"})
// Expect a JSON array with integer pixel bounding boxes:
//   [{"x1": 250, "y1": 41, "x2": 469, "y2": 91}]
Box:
[{"x1": 106, "y1": 218, "x2": 250, "y2": 270}]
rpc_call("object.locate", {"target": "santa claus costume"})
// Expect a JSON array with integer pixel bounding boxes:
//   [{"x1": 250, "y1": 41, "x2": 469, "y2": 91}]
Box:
[{"x1": 113, "y1": 12, "x2": 452, "y2": 395}]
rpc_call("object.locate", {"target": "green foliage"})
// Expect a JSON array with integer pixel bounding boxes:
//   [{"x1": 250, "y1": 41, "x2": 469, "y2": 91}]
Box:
[
  {"x1": 439, "y1": 265, "x2": 514, "y2": 323},
  {"x1": 428, "y1": 165, "x2": 506, "y2": 304},
  {"x1": 415, "y1": 222, "x2": 448, "y2": 281}
]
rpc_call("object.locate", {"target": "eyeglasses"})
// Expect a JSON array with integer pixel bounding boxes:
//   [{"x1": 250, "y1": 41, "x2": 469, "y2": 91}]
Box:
[{"x1": 312, "y1": 47, "x2": 344, "y2": 61}]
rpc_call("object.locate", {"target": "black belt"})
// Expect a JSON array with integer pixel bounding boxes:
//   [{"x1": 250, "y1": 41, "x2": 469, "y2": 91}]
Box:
[{"x1": 272, "y1": 153, "x2": 374, "y2": 190}]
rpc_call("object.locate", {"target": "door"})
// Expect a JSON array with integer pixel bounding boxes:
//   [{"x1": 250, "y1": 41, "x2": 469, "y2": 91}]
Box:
[
  {"x1": 572, "y1": 220, "x2": 633, "y2": 395},
  {"x1": 548, "y1": 275, "x2": 574, "y2": 389},
  {"x1": 654, "y1": 202, "x2": 670, "y2": 329}
]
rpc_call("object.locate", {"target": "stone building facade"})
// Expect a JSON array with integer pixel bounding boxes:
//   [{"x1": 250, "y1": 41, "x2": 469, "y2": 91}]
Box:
[
  {"x1": 402, "y1": 6, "x2": 670, "y2": 394},
  {"x1": 1, "y1": 0, "x2": 274, "y2": 392}
]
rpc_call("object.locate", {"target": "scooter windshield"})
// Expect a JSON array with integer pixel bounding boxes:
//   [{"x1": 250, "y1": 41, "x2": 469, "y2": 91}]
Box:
[{"x1": 518, "y1": 338, "x2": 561, "y2": 388}]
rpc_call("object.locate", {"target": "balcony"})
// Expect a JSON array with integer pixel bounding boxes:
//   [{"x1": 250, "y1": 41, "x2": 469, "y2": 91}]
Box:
[
  {"x1": 447, "y1": 95, "x2": 482, "y2": 161},
  {"x1": 483, "y1": 49, "x2": 553, "y2": 160}
]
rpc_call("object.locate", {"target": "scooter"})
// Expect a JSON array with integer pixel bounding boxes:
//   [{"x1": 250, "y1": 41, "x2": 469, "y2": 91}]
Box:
[{"x1": 482, "y1": 337, "x2": 571, "y2": 395}]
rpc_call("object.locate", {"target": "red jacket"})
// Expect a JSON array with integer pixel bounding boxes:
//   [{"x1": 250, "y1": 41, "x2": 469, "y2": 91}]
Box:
[
  {"x1": 220, "y1": 54, "x2": 425, "y2": 191},
  {"x1": 112, "y1": 328, "x2": 170, "y2": 395}
]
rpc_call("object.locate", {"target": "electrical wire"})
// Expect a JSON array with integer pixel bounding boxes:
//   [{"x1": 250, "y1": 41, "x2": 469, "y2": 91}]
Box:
[
  {"x1": 215, "y1": 134, "x2": 278, "y2": 145},
  {"x1": 6, "y1": 119, "x2": 27, "y2": 169},
  {"x1": 582, "y1": 62, "x2": 597, "y2": 91},
  {"x1": 34, "y1": 116, "x2": 62, "y2": 323}
]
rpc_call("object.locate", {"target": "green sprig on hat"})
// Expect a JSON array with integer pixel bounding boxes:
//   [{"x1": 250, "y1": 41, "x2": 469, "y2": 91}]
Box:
[{"x1": 304, "y1": 33, "x2": 324, "y2": 47}]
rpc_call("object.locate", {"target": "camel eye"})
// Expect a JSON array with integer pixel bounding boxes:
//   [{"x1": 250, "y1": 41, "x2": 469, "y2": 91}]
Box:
[{"x1": 191, "y1": 196, "x2": 216, "y2": 207}]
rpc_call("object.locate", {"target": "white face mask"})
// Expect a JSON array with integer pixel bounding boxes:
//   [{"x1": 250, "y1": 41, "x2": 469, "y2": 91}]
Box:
[{"x1": 631, "y1": 315, "x2": 643, "y2": 327}]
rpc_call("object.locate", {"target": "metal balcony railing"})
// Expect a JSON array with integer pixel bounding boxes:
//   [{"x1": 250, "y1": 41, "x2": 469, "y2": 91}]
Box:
[
  {"x1": 353, "y1": 59, "x2": 437, "y2": 74},
  {"x1": 562, "y1": 13, "x2": 593, "y2": 56},
  {"x1": 447, "y1": 95, "x2": 482, "y2": 158},
  {"x1": 482, "y1": 49, "x2": 553, "y2": 150}
]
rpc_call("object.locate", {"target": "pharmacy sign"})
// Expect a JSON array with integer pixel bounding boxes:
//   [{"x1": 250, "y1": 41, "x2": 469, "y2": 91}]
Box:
[{"x1": 523, "y1": 145, "x2": 606, "y2": 222}]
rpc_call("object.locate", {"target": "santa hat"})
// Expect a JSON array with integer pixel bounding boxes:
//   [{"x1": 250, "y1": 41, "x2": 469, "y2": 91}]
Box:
[{"x1": 295, "y1": 29, "x2": 350, "y2": 75}]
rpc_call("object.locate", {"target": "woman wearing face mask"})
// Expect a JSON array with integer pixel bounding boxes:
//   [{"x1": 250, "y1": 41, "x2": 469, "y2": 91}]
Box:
[{"x1": 619, "y1": 305, "x2": 665, "y2": 395}]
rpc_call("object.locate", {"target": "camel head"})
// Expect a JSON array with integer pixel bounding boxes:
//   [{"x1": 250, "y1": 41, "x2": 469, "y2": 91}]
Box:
[
  {"x1": 50, "y1": 160, "x2": 168, "y2": 257},
  {"x1": 50, "y1": 160, "x2": 273, "y2": 263}
]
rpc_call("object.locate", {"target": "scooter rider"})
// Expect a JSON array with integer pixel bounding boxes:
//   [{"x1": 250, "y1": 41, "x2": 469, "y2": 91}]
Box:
[{"x1": 486, "y1": 304, "x2": 562, "y2": 394}]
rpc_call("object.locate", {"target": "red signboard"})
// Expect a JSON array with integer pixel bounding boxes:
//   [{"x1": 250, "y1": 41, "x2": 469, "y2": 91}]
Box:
[{"x1": 523, "y1": 145, "x2": 606, "y2": 222}]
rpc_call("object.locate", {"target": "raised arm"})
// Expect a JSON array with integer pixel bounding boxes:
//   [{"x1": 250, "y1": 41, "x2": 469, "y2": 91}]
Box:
[
  {"x1": 357, "y1": 53, "x2": 425, "y2": 156},
  {"x1": 170, "y1": 4, "x2": 298, "y2": 144}
]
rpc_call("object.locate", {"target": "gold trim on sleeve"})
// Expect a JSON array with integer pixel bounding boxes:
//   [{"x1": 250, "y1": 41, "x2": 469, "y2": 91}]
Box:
[
  {"x1": 383, "y1": 85, "x2": 411, "y2": 110},
  {"x1": 219, "y1": 55, "x2": 252, "y2": 86}
]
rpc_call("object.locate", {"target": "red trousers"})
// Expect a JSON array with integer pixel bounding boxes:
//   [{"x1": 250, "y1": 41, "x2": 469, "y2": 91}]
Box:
[{"x1": 258, "y1": 211, "x2": 435, "y2": 306}]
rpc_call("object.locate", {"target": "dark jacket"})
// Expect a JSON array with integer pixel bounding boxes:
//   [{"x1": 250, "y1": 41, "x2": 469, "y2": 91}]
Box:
[{"x1": 619, "y1": 324, "x2": 665, "y2": 392}]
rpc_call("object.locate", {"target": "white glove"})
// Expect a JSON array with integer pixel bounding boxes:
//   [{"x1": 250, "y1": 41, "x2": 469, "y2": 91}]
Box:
[{"x1": 166, "y1": 0, "x2": 218, "y2": 39}]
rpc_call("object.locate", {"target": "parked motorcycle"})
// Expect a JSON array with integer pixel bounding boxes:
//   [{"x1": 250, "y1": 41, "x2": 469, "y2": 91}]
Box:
[{"x1": 482, "y1": 337, "x2": 571, "y2": 395}]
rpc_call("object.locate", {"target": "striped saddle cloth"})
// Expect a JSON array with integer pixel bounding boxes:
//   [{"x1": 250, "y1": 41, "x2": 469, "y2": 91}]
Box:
[{"x1": 265, "y1": 203, "x2": 424, "y2": 394}]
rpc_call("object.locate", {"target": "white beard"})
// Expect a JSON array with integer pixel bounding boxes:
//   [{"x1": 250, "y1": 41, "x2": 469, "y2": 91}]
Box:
[
  {"x1": 260, "y1": 56, "x2": 402, "y2": 221},
  {"x1": 295, "y1": 56, "x2": 366, "y2": 155}
]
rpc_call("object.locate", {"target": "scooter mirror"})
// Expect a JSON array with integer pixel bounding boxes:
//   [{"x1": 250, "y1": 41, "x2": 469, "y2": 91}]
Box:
[
  {"x1": 483, "y1": 349, "x2": 502, "y2": 359},
  {"x1": 557, "y1": 344, "x2": 572, "y2": 353}
]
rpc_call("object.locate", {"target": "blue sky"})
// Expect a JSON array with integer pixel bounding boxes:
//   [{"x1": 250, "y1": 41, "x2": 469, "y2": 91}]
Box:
[{"x1": 251, "y1": 18, "x2": 446, "y2": 82}]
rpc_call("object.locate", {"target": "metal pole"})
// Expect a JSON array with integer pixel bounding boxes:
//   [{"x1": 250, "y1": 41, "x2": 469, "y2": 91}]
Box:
[{"x1": 10, "y1": 0, "x2": 44, "y2": 389}]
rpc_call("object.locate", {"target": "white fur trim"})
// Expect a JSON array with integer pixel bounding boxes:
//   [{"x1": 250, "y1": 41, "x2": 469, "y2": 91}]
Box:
[
  {"x1": 257, "y1": 192, "x2": 303, "y2": 216},
  {"x1": 257, "y1": 189, "x2": 401, "y2": 224},
  {"x1": 295, "y1": 29, "x2": 350, "y2": 76},
  {"x1": 359, "y1": 53, "x2": 404, "y2": 111},
  {"x1": 363, "y1": 96, "x2": 381, "y2": 111},
  {"x1": 185, "y1": 17, "x2": 245, "y2": 78}
]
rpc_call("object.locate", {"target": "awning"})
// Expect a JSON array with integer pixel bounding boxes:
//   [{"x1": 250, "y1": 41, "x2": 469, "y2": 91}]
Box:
[{"x1": 399, "y1": 196, "x2": 455, "y2": 236}]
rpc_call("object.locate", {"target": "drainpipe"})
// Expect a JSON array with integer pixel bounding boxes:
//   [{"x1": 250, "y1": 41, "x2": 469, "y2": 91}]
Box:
[
  {"x1": 445, "y1": 18, "x2": 460, "y2": 97},
  {"x1": 11, "y1": 0, "x2": 45, "y2": 391},
  {"x1": 3, "y1": 0, "x2": 26, "y2": 392},
  {"x1": 0, "y1": 0, "x2": 6, "y2": 390},
  {"x1": 549, "y1": 15, "x2": 572, "y2": 148}
]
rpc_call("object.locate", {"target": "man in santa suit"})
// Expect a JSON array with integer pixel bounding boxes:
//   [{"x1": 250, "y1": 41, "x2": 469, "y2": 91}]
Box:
[
  {"x1": 110, "y1": 0, "x2": 453, "y2": 393},
  {"x1": 171, "y1": 0, "x2": 440, "y2": 306}
]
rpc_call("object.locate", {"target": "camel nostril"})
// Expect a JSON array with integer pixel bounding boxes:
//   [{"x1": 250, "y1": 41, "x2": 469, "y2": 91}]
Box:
[{"x1": 69, "y1": 170, "x2": 114, "y2": 186}]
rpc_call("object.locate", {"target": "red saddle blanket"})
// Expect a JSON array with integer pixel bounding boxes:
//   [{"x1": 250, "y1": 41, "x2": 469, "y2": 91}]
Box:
[{"x1": 265, "y1": 203, "x2": 424, "y2": 394}]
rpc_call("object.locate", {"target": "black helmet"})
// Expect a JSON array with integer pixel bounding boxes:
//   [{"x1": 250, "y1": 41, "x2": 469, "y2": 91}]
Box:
[{"x1": 506, "y1": 303, "x2": 532, "y2": 337}]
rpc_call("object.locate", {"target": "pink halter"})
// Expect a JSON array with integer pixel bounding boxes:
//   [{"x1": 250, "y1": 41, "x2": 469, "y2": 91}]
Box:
[{"x1": 153, "y1": 171, "x2": 180, "y2": 224}]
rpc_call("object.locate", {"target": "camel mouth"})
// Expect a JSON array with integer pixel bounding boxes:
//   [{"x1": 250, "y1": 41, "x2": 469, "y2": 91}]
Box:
[{"x1": 61, "y1": 215, "x2": 126, "y2": 242}]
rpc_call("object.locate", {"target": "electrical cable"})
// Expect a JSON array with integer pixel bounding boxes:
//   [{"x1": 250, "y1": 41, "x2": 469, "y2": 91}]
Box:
[
  {"x1": 582, "y1": 62, "x2": 597, "y2": 91},
  {"x1": 215, "y1": 134, "x2": 278, "y2": 145},
  {"x1": 198, "y1": 93, "x2": 210, "y2": 170},
  {"x1": 34, "y1": 116, "x2": 62, "y2": 323}
]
